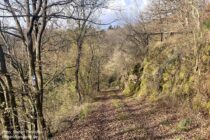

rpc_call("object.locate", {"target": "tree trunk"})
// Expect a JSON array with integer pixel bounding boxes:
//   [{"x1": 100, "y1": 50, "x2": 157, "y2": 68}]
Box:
[
  {"x1": 35, "y1": 37, "x2": 47, "y2": 139},
  {"x1": 0, "y1": 45, "x2": 21, "y2": 138},
  {"x1": 26, "y1": 33, "x2": 47, "y2": 139},
  {"x1": 75, "y1": 44, "x2": 82, "y2": 102},
  {"x1": 97, "y1": 61, "x2": 101, "y2": 92},
  {"x1": 0, "y1": 86, "x2": 13, "y2": 140}
]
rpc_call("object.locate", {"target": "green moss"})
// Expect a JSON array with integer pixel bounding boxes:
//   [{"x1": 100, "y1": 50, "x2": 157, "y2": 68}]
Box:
[
  {"x1": 68, "y1": 81, "x2": 76, "y2": 93},
  {"x1": 151, "y1": 88, "x2": 159, "y2": 95},
  {"x1": 123, "y1": 82, "x2": 137, "y2": 96},
  {"x1": 174, "y1": 137, "x2": 183, "y2": 140},
  {"x1": 123, "y1": 87, "x2": 131, "y2": 96},
  {"x1": 176, "y1": 118, "x2": 192, "y2": 132},
  {"x1": 148, "y1": 94, "x2": 158, "y2": 102},
  {"x1": 179, "y1": 71, "x2": 186, "y2": 79},
  {"x1": 189, "y1": 76, "x2": 195, "y2": 83},
  {"x1": 207, "y1": 102, "x2": 210, "y2": 116},
  {"x1": 203, "y1": 18, "x2": 210, "y2": 29},
  {"x1": 138, "y1": 77, "x2": 148, "y2": 96},
  {"x1": 112, "y1": 99, "x2": 123, "y2": 108},
  {"x1": 201, "y1": 55, "x2": 209, "y2": 63},
  {"x1": 192, "y1": 95, "x2": 206, "y2": 111},
  {"x1": 163, "y1": 72, "x2": 170, "y2": 81},
  {"x1": 183, "y1": 84, "x2": 190, "y2": 94},
  {"x1": 206, "y1": 102, "x2": 210, "y2": 110},
  {"x1": 79, "y1": 104, "x2": 91, "y2": 119},
  {"x1": 162, "y1": 81, "x2": 171, "y2": 94}
]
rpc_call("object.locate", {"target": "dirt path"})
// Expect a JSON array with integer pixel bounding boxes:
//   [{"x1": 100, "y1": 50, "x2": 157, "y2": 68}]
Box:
[{"x1": 52, "y1": 90, "x2": 210, "y2": 140}]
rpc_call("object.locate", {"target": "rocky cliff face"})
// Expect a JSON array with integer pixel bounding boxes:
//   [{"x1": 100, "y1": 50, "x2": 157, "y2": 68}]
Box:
[{"x1": 124, "y1": 34, "x2": 210, "y2": 115}]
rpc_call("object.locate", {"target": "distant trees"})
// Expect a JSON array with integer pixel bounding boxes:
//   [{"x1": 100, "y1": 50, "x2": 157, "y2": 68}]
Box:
[
  {"x1": 108, "y1": 25, "x2": 114, "y2": 30},
  {"x1": 124, "y1": 0, "x2": 207, "y2": 54},
  {"x1": 146, "y1": 0, "x2": 208, "y2": 32}
]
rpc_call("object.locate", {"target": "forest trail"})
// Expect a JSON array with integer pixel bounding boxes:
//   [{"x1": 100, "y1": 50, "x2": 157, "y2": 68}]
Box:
[{"x1": 52, "y1": 91, "x2": 210, "y2": 140}]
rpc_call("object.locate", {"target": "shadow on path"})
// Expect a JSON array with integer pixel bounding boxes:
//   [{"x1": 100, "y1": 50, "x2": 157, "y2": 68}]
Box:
[{"x1": 52, "y1": 90, "x2": 210, "y2": 140}]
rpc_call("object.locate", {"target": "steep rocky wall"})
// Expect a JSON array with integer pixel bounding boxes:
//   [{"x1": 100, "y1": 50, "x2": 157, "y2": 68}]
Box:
[{"x1": 124, "y1": 34, "x2": 210, "y2": 114}]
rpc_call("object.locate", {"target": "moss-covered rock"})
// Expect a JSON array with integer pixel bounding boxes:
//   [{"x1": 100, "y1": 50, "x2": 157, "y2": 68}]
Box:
[{"x1": 129, "y1": 34, "x2": 210, "y2": 113}]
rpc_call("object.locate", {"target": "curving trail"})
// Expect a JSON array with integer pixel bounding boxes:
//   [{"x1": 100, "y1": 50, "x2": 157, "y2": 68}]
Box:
[{"x1": 52, "y1": 90, "x2": 210, "y2": 140}]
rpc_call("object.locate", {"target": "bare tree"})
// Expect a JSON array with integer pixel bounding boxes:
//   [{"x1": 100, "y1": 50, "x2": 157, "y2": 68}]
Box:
[
  {"x1": 0, "y1": 44, "x2": 22, "y2": 138},
  {"x1": 0, "y1": 0, "x2": 81, "y2": 139},
  {"x1": 69, "y1": 0, "x2": 107, "y2": 102}
]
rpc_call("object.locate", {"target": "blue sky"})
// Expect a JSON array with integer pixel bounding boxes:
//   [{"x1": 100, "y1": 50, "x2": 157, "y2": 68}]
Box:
[{"x1": 100, "y1": 0, "x2": 148, "y2": 28}]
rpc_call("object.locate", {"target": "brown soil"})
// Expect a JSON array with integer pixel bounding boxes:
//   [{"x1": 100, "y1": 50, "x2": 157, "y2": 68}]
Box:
[{"x1": 52, "y1": 90, "x2": 210, "y2": 140}]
